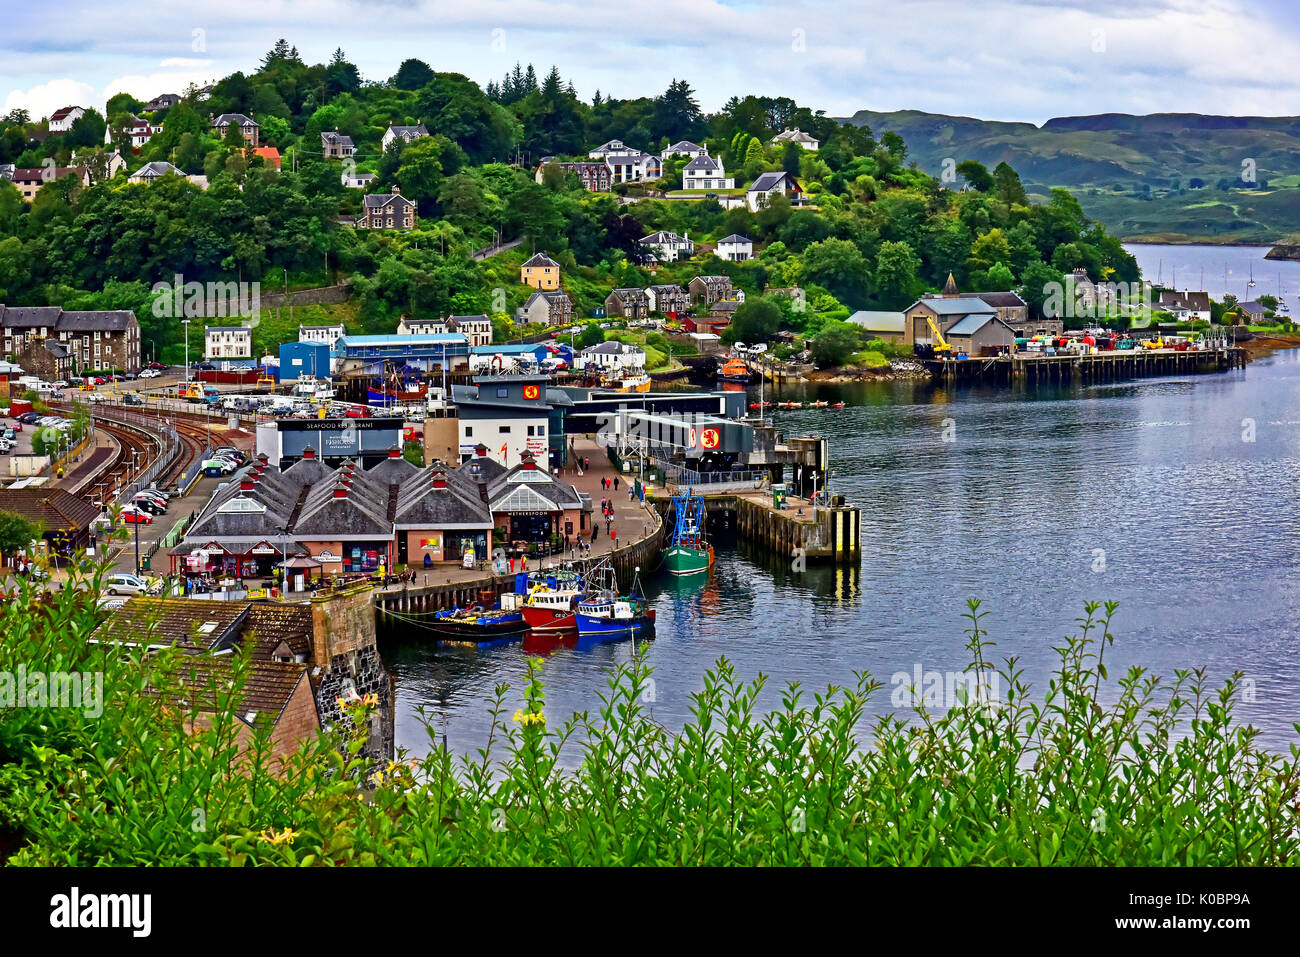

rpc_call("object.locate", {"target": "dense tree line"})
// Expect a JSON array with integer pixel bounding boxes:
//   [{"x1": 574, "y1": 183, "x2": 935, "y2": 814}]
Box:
[{"x1": 0, "y1": 40, "x2": 1139, "y2": 363}]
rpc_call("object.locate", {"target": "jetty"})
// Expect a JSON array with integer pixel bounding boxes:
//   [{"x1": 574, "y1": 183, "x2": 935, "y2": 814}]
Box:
[{"x1": 923, "y1": 345, "x2": 1246, "y2": 383}]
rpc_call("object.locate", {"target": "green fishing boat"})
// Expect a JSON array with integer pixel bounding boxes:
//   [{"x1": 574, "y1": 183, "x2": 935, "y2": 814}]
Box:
[{"x1": 665, "y1": 491, "x2": 714, "y2": 576}]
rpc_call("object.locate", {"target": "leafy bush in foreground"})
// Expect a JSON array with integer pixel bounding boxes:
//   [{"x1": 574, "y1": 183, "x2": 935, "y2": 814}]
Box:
[{"x1": 2, "y1": 558, "x2": 1297, "y2": 865}]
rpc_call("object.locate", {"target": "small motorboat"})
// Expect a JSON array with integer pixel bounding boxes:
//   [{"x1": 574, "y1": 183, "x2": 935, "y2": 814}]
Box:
[{"x1": 427, "y1": 592, "x2": 527, "y2": 645}]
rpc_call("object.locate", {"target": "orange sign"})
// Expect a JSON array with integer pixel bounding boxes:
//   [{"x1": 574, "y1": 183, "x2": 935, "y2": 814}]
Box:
[
  {"x1": 700, "y1": 428, "x2": 720, "y2": 450},
  {"x1": 523, "y1": 384, "x2": 540, "y2": 400},
  {"x1": 689, "y1": 426, "x2": 698, "y2": 448}
]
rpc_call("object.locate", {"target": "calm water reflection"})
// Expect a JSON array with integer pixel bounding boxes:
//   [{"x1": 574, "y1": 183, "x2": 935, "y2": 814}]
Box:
[{"x1": 382, "y1": 351, "x2": 1300, "y2": 756}]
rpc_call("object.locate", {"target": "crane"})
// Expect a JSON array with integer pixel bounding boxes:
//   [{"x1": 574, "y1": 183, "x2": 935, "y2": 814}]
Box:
[{"x1": 925, "y1": 316, "x2": 953, "y2": 354}]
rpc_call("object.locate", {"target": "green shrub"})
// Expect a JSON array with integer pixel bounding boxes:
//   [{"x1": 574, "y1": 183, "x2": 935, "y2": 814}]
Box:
[{"x1": 3, "y1": 570, "x2": 1297, "y2": 866}]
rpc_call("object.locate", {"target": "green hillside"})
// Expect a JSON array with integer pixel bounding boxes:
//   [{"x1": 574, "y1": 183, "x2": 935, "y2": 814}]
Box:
[{"x1": 840, "y1": 109, "x2": 1300, "y2": 241}]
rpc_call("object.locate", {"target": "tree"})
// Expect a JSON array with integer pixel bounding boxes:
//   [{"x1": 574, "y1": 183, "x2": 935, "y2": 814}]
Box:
[
  {"x1": 811, "y1": 319, "x2": 862, "y2": 366},
  {"x1": 956, "y1": 160, "x2": 993, "y2": 192},
  {"x1": 993, "y1": 161, "x2": 1028, "y2": 208},
  {"x1": 578, "y1": 322, "x2": 604, "y2": 348},
  {"x1": 873, "y1": 240, "x2": 921, "y2": 308},
  {"x1": 0, "y1": 510, "x2": 40, "y2": 564},
  {"x1": 723, "y1": 298, "x2": 782, "y2": 345},
  {"x1": 800, "y1": 238, "x2": 869, "y2": 306},
  {"x1": 326, "y1": 48, "x2": 362, "y2": 97},
  {"x1": 394, "y1": 58, "x2": 435, "y2": 90}
]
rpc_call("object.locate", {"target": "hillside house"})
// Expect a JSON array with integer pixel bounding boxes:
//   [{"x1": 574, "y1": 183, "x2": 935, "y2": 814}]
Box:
[
  {"x1": 382, "y1": 124, "x2": 429, "y2": 151},
  {"x1": 521, "y1": 252, "x2": 561, "y2": 290},
  {"x1": 210, "y1": 113, "x2": 259, "y2": 146}
]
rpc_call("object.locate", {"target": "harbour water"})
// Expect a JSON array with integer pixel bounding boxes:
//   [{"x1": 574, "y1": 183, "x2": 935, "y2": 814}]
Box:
[
  {"x1": 383, "y1": 348, "x2": 1300, "y2": 758},
  {"x1": 1123, "y1": 242, "x2": 1300, "y2": 307}
]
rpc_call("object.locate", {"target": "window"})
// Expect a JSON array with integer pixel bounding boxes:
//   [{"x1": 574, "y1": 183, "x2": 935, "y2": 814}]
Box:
[
  {"x1": 499, "y1": 425, "x2": 510, "y2": 434},
  {"x1": 496, "y1": 387, "x2": 508, "y2": 398},
  {"x1": 526, "y1": 426, "x2": 534, "y2": 437},
  {"x1": 465, "y1": 427, "x2": 473, "y2": 437}
]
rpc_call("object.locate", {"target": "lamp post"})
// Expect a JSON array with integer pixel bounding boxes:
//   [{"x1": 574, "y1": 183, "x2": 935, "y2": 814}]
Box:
[{"x1": 181, "y1": 318, "x2": 192, "y2": 387}]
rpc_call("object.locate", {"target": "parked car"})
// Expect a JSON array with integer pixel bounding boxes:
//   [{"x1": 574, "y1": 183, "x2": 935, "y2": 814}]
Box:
[
  {"x1": 85, "y1": 393, "x2": 108, "y2": 403},
  {"x1": 130, "y1": 497, "x2": 165, "y2": 516},
  {"x1": 124, "y1": 393, "x2": 144, "y2": 406},
  {"x1": 104, "y1": 573, "x2": 155, "y2": 596},
  {"x1": 140, "y1": 368, "x2": 161, "y2": 379},
  {"x1": 120, "y1": 505, "x2": 153, "y2": 525},
  {"x1": 11, "y1": 423, "x2": 21, "y2": 433},
  {"x1": 133, "y1": 490, "x2": 168, "y2": 509}
]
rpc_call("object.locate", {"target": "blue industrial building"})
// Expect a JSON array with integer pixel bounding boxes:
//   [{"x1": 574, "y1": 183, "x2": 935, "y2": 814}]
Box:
[
  {"x1": 471, "y1": 343, "x2": 552, "y2": 365},
  {"x1": 333, "y1": 333, "x2": 472, "y2": 373},
  {"x1": 278, "y1": 341, "x2": 332, "y2": 381}
]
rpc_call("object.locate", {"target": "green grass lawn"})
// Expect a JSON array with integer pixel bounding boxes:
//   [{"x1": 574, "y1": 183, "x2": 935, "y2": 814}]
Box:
[{"x1": 847, "y1": 350, "x2": 890, "y2": 368}]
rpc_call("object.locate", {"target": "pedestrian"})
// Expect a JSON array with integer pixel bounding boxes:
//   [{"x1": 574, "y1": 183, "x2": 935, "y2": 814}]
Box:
[
  {"x1": 614, "y1": 476, "x2": 619, "y2": 491},
  {"x1": 611, "y1": 525, "x2": 616, "y2": 542},
  {"x1": 509, "y1": 556, "x2": 515, "y2": 574},
  {"x1": 628, "y1": 485, "x2": 635, "y2": 501},
  {"x1": 522, "y1": 554, "x2": 528, "y2": 573},
  {"x1": 564, "y1": 533, "x2": 570, "y2": 551},
  {"x1": 584, "y1": 457, "x2": 590, "y2": 471}
]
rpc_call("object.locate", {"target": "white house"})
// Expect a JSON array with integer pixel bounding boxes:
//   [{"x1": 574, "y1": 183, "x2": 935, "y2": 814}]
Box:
[
  {"x1": 579, "y1": 340, "x2": 647, "y2": 374},
  {"x1": 606, "y1": 152, "x2": 662, "y2": 183},
  {"x1": 105, "y1": 114, "x2": 154, "y2": 148},
  {"x1": 589, "y1": 139, "x2": 640, "y2": 159},
  {"x1": 342, "y1": 171, "x2": 376, "y2": 189},
  {"x1": 772, "y1": 128, "x2": 819, "y2": 151},
  {"x1": 682, "y1": 154, "x2": 734, "y2": 190},
  {"x1": 746, "y1": 171, "x2": 802, "y2": 212},
  {"x1": 640, "y1": 230, "x2": 694, "y2": 263},
  {"x1": 204, "y1": 325, "x2": 252, "y2": 360},
  {"x1": 662, "y1": 140, "x2": 709, "y2": 162},
  {"x1": 128, "y1": 161, "x2": 181, "y2": 184},
  {"x1": 48, "y1": 106, "x2": 85, "y2": 133},
  {"x1": 715, "y1": 234, "x2": 754, "y2": 262},
  {"x1": 382, "y1": 124, "x2": 429, "y2": 152},
  {"x1": 299, "y1": 323, "x2": 347, "y2": 347},
  {"x1": 398, "y1": 315, "x2": 493, "y2": 347}
]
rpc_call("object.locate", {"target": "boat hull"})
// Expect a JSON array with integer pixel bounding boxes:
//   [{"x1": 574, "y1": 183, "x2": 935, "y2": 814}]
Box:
[
  {"x1": 665, "y1": 544, "x2": 713, "y2": 576},
  {"x1": 427, "y1": 611, "x2": 527, "y2": 645},
  {"x1": 574, "y1": 610, "x2": 656, "y2": 641},
  {"x1": 521, "y1": 605, "x2": 577, "y2": 634}
]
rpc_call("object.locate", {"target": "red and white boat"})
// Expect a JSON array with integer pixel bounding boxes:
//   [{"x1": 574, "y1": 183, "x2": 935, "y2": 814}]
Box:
[{"x1": 520, "y1": 575, "x2": 584, "y2": 634}]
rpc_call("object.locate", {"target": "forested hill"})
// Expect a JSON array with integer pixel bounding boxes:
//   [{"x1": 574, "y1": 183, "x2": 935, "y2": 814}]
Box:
[
  {"x1": 0, "y1": 41, "x2": 1138, "y2": 366},
  {"x1": 840, "y1": 109, "x2": 1300, "y2": 242}
]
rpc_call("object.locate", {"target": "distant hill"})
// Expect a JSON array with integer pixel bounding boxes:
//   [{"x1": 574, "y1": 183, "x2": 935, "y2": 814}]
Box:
[{"x1": 838, "y1": 109, "x2": 1300, "y2": 242}]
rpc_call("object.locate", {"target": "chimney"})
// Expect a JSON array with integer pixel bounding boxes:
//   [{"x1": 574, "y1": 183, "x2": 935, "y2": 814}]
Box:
[
  {"x1": 389, "y1": 447, "x2": 401, "y2": 459},
  {"x1": 302, "y1": 447, "x2": 316, "y2": 460},
  {"x1": 475, "y1": 443, "x2": 489, "y2": 458},
  {"x1": 332, "y1": 485, "x2": 348, "y2": 498},
  {"x1": 431, "y1": 469, "x2": 447, "y2": 490},
  {"x1": 240, "y1": 479, "x2": 254, "y2": 491},
  {"x1": 391, "y1": 186, "x2": 401, "y2": 196},
  {"x1": 520, "y1": 450, "x2": 537, "y2": 471}
]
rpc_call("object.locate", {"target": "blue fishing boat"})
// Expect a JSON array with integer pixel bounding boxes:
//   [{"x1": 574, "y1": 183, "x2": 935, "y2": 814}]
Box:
[
  {"x1": 427, "y1": 591, "x2": 526, "y2": 645},
  {"x1": 574, "y1": 563, "x2": 655, "y2": 642}
]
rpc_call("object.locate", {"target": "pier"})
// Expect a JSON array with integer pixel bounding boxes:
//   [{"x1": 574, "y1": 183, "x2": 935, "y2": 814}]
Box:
[{"x1": 923, "y1": 346, "x2": 1247, "y2": 383}]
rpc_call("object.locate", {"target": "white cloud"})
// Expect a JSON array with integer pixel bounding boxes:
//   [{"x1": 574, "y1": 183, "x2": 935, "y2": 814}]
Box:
[{"x1": 4, "y1": 78, "x2": 98, "y2": 121}]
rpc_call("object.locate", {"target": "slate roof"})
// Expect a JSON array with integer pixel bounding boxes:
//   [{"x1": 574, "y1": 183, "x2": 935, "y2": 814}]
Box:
[
  {"x1": 321, "y1": 131, "x2": 354, "y2": 148},
  {"x1": 749, "y1": 171, "x2": 796, "y2": 192},
  {"x1": 0, "y1": 487, "x2": 100, "y2": 531},
  {"x1": 130, "y1": 161, "x2": 180, "y2": 179},
  {"x1": 945, "y1": 314, "x2": 1014, "y2": 336},
  {"x1": 683, "y1": 155, "x2": 723, "y2": 172},
  {"x1": 366, "y1": 452, "x2": 420, "y2": 485},
  {"x1": 522, "y1": 252, "x2": 560, "y2": 268},
  {"x1": 717, "y1": 234, "x2": 752, "y2": 245},
  {"x1": 394, "y1": 468, "x2": 493, "y2": 529},
  {"x1": 386, "y1": 124, "x2": 428, "y2": 138},
  {"x1": 55, "y1": 310, "x2": 136, "y2": 332},
  {"x1": 974, "y1": 291, "x2": 1027, "y2": 309},
  {"x1": 212, "y1": 113, "x2": 257, "y2": 127},
  {"x1": 363, "y1": 193, "x2": 414, "y2": 209},
  {"x1": 913, "y1": 296, "x2": 999, "y2": 317},
  {"x1": 487, "y1": 457, "x2": 583, "y2": 512},
  {"x1": 665, "y1": 140, "x2": 703, "y2": 152}
]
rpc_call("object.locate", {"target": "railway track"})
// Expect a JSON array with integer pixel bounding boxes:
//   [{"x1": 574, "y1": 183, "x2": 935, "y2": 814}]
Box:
[{"x1": 81, "y1": 417, "x2": 157, "y2": 506}]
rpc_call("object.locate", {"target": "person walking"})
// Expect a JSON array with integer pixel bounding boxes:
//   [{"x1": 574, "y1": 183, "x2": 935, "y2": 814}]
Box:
[
  {"x1": 584, "y1": 456, "x2": 590, "y2": 472},
  {"x1": 613, "y1": 476, "x2": 619, "y2": 492},
  {"x1": 610, "y1": 525, "x2": 616, "y2": 543}
]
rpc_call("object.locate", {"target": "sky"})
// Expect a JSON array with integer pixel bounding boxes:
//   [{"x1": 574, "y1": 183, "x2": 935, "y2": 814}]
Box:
[{"x1": 3, "y1": 0, "x2": 1299, "y2": 124}]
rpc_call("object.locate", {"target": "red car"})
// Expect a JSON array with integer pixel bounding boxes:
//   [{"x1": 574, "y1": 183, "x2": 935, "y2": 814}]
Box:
[
  {"x1": 121, "y1": 507, "x2": 153, "y2": 525},
  {"x1": 12, "y1": 423, "x2": 21, "y2": 432},
  {"x1": 344, "y1": 406, "x2": 370, "y2": 418}
]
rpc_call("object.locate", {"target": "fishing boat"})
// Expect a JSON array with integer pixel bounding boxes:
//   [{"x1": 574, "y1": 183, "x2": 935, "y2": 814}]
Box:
[
  {"x1": 718, "y1": 357, "x2": 751, "y2": 383},
  {"x1": 602, "y1": 373, "x2": 652, "y2": 394},
  {"x1": 369, "y1": 378, "x2": 428, "y2": 406},
  {"x1": 664, "y1": 490, "x2": 714, "y2": 576},
  {"x1": 574, "y1": 562, "x2": 655, "y2": 641},
  {"x1": 520, "y1": 566, "x2": 584, "y2": 634},
  {"x1": 427, "y1": 592, "x2": 527, "y2": 644}
]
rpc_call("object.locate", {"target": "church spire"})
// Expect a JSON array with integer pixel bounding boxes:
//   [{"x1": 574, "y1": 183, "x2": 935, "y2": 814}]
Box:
[{"x1": 943, "y1": 272, "x2": 959, "y2": 296}]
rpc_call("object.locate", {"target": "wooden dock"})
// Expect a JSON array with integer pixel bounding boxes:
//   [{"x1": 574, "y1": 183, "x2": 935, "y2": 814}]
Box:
[{"x1": 924, "y1": 346, "x2": 1247, "y2": 383}]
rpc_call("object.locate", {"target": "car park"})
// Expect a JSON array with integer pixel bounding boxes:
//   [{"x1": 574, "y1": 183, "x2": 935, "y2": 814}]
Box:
[{"x1": 120, "y1": 505, "x2": 153, "y2": 525}]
